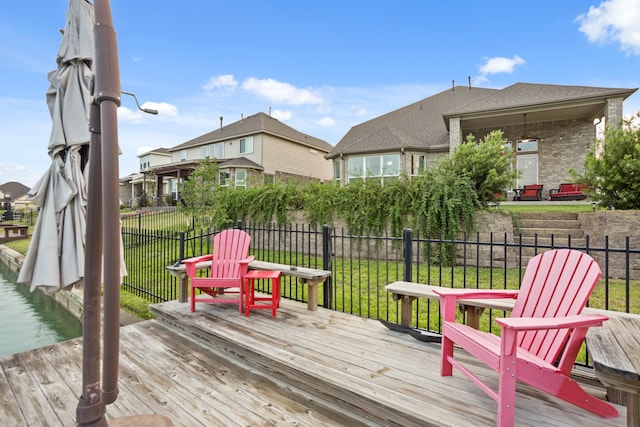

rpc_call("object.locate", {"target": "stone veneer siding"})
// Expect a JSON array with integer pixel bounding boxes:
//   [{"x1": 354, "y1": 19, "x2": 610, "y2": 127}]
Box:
[{"x1": 467, "y1": 117, "x2": 595, "y2": 198}]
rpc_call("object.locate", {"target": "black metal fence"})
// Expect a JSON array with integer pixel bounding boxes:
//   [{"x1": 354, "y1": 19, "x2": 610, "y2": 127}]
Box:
[{"x1": 121, "y1": 211, "x2": 639, "y2": 334}]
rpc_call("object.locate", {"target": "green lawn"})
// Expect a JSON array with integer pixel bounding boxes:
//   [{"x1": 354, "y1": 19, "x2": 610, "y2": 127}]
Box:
[{"x1": 498, "y1": 203, "x2": 595, "y2": 213}]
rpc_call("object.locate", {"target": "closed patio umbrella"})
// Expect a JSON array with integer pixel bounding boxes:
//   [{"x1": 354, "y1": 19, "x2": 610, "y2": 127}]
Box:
[
  {"x1": 17, "y1": 0, "x2": 94, "y2": 294},
  {"x1": 18, "y1": 1, "x2": 170, "y2": 425}
]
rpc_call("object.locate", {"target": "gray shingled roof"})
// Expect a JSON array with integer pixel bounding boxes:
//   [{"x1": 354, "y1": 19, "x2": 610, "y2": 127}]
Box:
[
  {"x1": 326, "y1": 86, "x2": 497, "y2": 159},
  {"x1": 327, "y1": 83, "x2": 638, "y2": 160},
  {"x1": 445, "y1": 83, "x2": 637, "y2": 116},
  {"x1": 170, "y1": 112, "x2": 332, "y2": 153},
  {"x1": 218, "y1": 156, "x2": 263, "y2": 170},
  {"x1": 0, "y1": 181, "x2": 30, "y2": 200}
]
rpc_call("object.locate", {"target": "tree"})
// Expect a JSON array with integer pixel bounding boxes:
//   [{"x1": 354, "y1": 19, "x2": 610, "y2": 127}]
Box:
[
  {"x1": 179, "y1": 158, "x2": 229, "y2": 227},
  {"x1": 446, "y1": 130, "x2": 517, "y2": 203},
  {"x1": 572, "y1": 115, "x2": 640, "y2": 209}
]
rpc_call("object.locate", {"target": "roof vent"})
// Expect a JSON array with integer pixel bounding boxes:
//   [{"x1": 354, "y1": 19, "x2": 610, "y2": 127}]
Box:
[{"x1": 220, "y1": 116, "x2": 223, "y2": 129}]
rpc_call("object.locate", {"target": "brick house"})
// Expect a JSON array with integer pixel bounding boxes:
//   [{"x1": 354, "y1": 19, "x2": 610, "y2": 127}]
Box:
[{"x1": 326, "y1": 83, "x2": 637, "y2": 198}]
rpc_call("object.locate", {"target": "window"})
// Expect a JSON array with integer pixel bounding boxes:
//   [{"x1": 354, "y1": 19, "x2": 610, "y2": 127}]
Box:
[
  {"x1": 348, "y1": 156, "x2": 365, "y2": 182},
  {"x1": 517, "y1": 139, "x2": 538, "y2": 152},
  {"x1": 219, "y1": 171, "x2": 230, "y2": 187},
  {"x1": 516, "y1": 154, "x2": 538, "y2": 187},
  {"x1": 140, "y1": 155, "x2": 150, "y2": 170},
  {"x1": 170, "y1": 179, "x2": 179, "y2": 200},
  {"x1": 211, "y1": 143, "x2": 224, "y2": 159},
  {"x1": 334, "y1": 159, "x2": 341, "y2": 182},
  {"x1": 235, "y1": 169, "x2": 247, "y2": 188},
  {"x1": 240, "y1": 137, "x2": 253, "y2": 154},
  {"x1": 264, "y1": 174, "x2": 275, "y2": 185},
  {"x1": 180, "y1": 150, "x2": 187, "y2": 161},
  {"x1": 382, "y1": 154, "x2": 400, "y2": 176},
  {"x1": 347, "y1": 154, "x2": 401, "y2": 184},
  {"x1": 200, "y1": 146, "x2": 207, "y2": 158}
]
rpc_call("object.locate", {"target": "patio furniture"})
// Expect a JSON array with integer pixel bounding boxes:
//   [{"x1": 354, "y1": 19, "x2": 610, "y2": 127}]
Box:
[
  {"x1": 244, "y1": 269, "x2": 281, "y2": 317},
  {"x1": 168, "y1": 260, "x2": 331, "y2": 311},
  {"x1": 434, "y1": 249, "x2": 619, "y2": 426},
  {"x1": 512, "y1": 184, "x2": 543, "y2": 201},
  {"x1": 587, "y1": 316, "x2": 640, "y2": 427},
  {"x1": 548, "y1": 183, "x2": 587, "y2": 201},
  {"x1": 183, "y1": 229, "x2": 254, "y2": 313}
]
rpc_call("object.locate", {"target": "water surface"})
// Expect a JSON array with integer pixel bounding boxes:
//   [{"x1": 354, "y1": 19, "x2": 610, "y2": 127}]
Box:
[{"x1": 0, "y1": 262, "x2": 82, "y2": 357}]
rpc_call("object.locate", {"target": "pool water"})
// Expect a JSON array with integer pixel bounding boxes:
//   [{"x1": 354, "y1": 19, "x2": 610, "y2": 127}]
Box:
[{"x1": 0, "y1": 262, "x2": 82, "y2": 358}]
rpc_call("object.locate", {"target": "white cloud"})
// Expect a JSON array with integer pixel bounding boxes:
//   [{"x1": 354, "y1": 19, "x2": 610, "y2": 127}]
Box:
[
  {"x1": 271, "y1": 109, "x2": 292, "y2": 121},
  {"x1": 317, "y1": 116, "x2": 335, "y2": 126},
  {"x1": 479, "y1": 56, "x2": 526, "y2": 75},
  {"x1": 474, "y1": 55, "x2": 526, "y2": 85},
  {"x1": 242, "y1": 77, "x2": 324, "y2": 105},
  {"x1": 576, "y1": 0, "x2": 640, "y2": 55},
  {"x1": 203, "y1": 74, "x2": 238, "y2": 91},
  {"x1": 118, "y1": 102, "x2": 178, "y2": 124}
]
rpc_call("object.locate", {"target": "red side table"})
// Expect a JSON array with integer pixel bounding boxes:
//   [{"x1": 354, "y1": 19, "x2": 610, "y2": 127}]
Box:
[{"x1": 243, "y1": 270, "x2": 281, "y2": 317}]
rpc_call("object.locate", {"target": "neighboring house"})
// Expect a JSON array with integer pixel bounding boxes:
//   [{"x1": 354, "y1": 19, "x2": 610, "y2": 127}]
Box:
[
  {"x1": 0, "y1": 181, "x2": 32, "y2": 211},
  {"x1": 120, "y1": 148, "x2": 172, "y2": 208},
  {"x1": 147, "y1": 112, "x2": 333, "y2": 203},
  {"x1": 326, "y1": 82, "x2": 637, "y2": 197}
]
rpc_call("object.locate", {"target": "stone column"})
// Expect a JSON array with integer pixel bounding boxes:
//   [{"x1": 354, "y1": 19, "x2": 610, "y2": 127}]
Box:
[
  {"x1": 449, "y1": 117, "x2": 462, "y2": 154},
  {"x1": 605, "y1": 97, "x2": 624, "y2": 128}
]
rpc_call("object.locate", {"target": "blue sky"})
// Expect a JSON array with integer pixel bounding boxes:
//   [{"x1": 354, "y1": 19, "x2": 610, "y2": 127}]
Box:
[{"x1": 1, "y1": 0, "x2": 639, "y2": 187}]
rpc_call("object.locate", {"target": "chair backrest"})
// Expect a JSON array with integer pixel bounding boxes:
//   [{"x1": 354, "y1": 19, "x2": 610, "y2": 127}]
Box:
[
  {"x1": 522, "y1": 184, "x2": 543, "y2": 197},
  {"x1": 559, "y1": 183, "x2": 579, "y2": 193},
  {"x1": 210, "y1": 229, "x2": 251, "y2": 279},
  {"x1": 511, "y1": 249, "x2": 602, "y2": 364}
]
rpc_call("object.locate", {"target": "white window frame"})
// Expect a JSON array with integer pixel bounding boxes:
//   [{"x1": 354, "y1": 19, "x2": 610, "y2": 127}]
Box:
[
  {"x1": 239, "y1": 137, "x2": 254, "y2": 154},
  {"x1": 219, "y1": 170, "x2": 230, "y2": 187},
  {"x1": 235, "y1": 169, "x2": 247, "y2": 188},
  {"x1": 211, "y1": 142, "x2": 224, "y2": 159}
]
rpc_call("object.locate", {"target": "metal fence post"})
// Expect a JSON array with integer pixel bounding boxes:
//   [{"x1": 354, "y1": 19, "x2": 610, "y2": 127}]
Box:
[
  {"x1": 403, "y1": 228, "x2": 413, "y2": 282},
  {"x1": 178, "y1": 231, "x2": 185, "y2": 264},
  {"x1": 322, "y1": 224, "x2": 332, "y2": 309}
]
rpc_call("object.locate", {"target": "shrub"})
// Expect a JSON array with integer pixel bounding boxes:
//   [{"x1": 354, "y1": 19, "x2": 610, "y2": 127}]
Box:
[{"x1": 572, "y1": 115, "x2": 640, "y2": 209}]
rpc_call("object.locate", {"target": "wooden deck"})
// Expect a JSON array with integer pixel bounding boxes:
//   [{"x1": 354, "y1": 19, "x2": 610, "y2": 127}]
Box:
[{"x1": 0, "y1": 298, "x2": 627, "y2": 426}]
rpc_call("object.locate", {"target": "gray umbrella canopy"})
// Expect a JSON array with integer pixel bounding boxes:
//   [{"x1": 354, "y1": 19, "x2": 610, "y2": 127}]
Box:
[{"x1": 18, "y1": 0, "x2": 94, "y2": 294}]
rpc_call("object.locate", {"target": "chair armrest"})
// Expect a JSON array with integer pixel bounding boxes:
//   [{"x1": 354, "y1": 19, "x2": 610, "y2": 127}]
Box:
[
  {"x1": 433, "y1": 288, "x2": 519, "y2": 300},
  {"x1": 436, "y1": 288, "x2": 519, "y2": 322},
  {"x1": 495, "y1": 314, "x2": 608, "y2": 331},
  {"x1": 240, "y1": 255, "x2": 255, "y2": 266},
  {"x1": 183, "y1": 254, "x2": 214, "y2": 278},
  {"x1": 183, "y1": 254, "x2": 213, "y2": 264}
]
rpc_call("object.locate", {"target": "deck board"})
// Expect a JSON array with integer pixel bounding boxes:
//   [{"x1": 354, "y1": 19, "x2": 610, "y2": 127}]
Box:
[{"x1": 0, "y1": 298, "x2": 626, "y2": 426}]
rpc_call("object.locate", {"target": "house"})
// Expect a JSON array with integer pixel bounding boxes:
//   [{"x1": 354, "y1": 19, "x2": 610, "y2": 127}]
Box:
[
  {"x1": 326, "y1": 82, "x2": 637, "y2": 197},
  {"x1": 144, "y1": 112, "x2": 333, "y2": 203},
  {"x1": 0, "y1": 181, "x2": 32, "y2": 211},
  {"x1": 120, "y1": 148, "x2": 172, "y2": 208}
]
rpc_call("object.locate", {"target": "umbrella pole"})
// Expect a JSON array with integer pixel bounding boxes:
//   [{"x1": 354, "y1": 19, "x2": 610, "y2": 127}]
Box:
[
  {"x1": 93, "y1": 0, "x2": 121, "y2": 407},
  {"x1": 76, "y1": 101, "x2": 107, "y2": 427},
  {"x1": 86, "y1": 1, "x2": 174, "y2": 425}
]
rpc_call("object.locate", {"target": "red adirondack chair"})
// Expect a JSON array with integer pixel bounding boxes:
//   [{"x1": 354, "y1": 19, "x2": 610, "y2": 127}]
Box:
[
  {"x1": 434, "y1": 249, "x2": 618, "y2": 426},
  {"x1": 183, "y1": 229, "x2": 254, "y2": 313}
]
